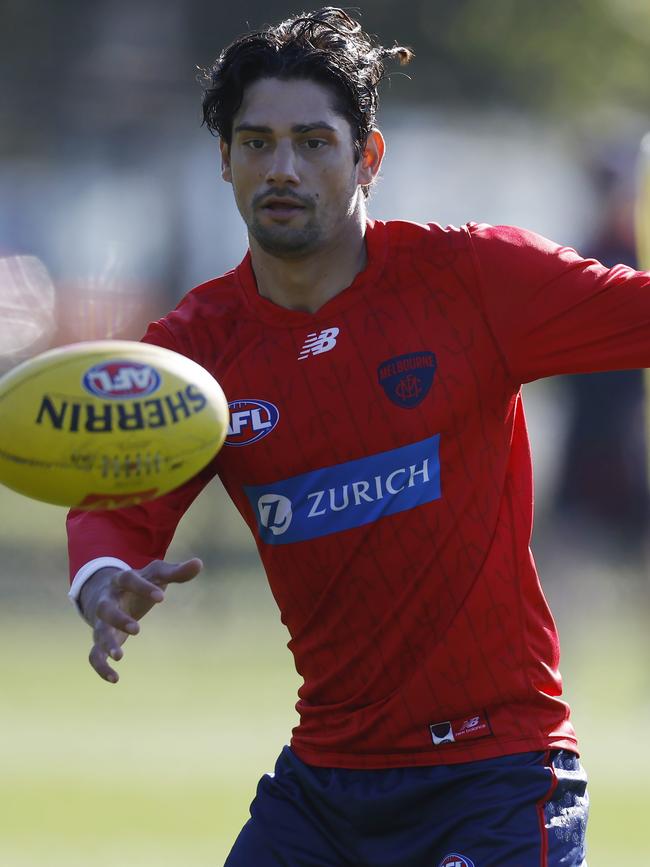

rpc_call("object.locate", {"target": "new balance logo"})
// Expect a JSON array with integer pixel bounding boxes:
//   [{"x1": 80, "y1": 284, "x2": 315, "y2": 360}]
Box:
[{"x1": 298, "y1": 327, "x2": 339, "y2": 360}]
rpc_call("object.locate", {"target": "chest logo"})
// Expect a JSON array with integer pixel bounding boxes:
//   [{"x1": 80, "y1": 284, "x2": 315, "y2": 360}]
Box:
[
  {"x1": 298, "y1": 327, "x2": 339, "y2": 360},
  {"x1": 225, "y1": 399, "x2": 279, "y2": 446},
  {"x1": 257, "y1": 494, "x2": 293, "y2": 536},
  {"x1": 244, "y1": 434, "x2": 441, "y2": 546},
  {"x1": 377, "y1": 351, "x2": 437, "y2": 408},
  {"x1": 438, "y1": 856, "x2": 475, "y2": 867}
]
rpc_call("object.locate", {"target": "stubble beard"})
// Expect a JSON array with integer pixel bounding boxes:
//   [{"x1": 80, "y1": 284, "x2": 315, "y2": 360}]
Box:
[{"x1": 249, "y1": 214, "x2": 322, "y2": 259}]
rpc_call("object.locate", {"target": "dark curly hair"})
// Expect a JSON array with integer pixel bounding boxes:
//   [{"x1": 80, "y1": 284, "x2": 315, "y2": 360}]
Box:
[{"x1": 199, "y1": 7, "x2": 413, "y2": 163}]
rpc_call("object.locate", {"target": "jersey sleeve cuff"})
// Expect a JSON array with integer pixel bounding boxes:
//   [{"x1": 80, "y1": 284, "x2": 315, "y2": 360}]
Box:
[{"x1": 68, "y1": 557, "x2": 132, "y2": 618}]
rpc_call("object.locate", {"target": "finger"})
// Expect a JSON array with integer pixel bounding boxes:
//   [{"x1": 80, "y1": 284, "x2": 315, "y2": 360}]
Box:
[
  {"x1": 114, "y1": 569, "x2": 166, "y2": 603},
  {"x1": 93, "y1": 619, "x2": 130, "y2": 658},
  {"x1": 96, "y1": 597, "x2": 141, "y2": 635},
  {"x1": 142, "y1": 557, "x2": 203, "y2": 587},
  {"x1": 89, "y1": 642, "x2": 120, "y2": 683}
]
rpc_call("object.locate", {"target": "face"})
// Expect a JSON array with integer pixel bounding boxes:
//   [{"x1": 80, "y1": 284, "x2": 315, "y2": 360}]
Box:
[{"x1": 220, "y1": 77, "x2": 383, "y2": 259}]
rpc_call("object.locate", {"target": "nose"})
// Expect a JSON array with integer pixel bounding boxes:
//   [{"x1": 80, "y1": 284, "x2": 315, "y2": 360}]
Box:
[{"x1": 265, "y1": 141, "x2": 300, "y2": 186}]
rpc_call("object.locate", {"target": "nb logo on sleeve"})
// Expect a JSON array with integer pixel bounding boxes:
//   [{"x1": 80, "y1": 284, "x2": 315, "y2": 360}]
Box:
[{"x1": 298, "y1": 327, "x2": 339, "y2": 360}]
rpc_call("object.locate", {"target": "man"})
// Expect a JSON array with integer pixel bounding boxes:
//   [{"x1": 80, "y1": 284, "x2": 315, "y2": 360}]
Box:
[{"x1": 67, "y1": 8, "x2": 649, "y2": 866}]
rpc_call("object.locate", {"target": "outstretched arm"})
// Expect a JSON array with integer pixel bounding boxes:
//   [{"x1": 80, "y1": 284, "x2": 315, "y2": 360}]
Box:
[
  {"x1": 78, "y1": 558, "x2": 203, "y2": 683},
  {"x1": 468, "y1": 222, "x2": 650, "y2": 384}
]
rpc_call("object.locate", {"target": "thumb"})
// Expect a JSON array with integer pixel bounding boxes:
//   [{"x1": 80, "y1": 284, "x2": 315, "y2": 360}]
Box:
[{"x1": 143, "y1": 557, "x2": 203, "y2": 587}]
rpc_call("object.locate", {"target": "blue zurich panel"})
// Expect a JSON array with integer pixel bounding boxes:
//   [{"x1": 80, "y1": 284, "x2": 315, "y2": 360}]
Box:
[{"x1": 244, "y1": 434, "x2": 441, "y2": 545}]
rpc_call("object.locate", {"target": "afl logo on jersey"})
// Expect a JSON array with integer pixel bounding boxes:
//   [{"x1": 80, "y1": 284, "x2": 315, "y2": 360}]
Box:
[
  {"x1": 83, "y1": 361, "x2": 161, "y2": 399},
  {"x1": 438, "y1": 855, "x2": 475, "y2": 867},
  {"x1": 377, "y1": 351, "x2": 437, "y2": 409},
  {"x1": 225, "y1": 399, "x2": 279, "y2": 446}
]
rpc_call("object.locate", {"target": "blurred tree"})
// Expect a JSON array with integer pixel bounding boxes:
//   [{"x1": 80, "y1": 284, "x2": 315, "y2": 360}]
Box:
[
  {"x1": 2, "y1": 0, "x2": 649, "y2": 155},
  {"x1": 404, "y1": 0, "x2": 650, "y2": 114},
  {"x1": 189, "y1": 0, "x2": 650, "y2": 115}
]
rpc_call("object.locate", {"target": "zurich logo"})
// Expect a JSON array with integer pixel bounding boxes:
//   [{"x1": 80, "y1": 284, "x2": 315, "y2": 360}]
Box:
[
  {"x1": 438, "y1": 855, "x2": 475, "y2": 867},
  {"x1": 83, "y1": 361, "x2": 161, "y2": 399},
  {"x1": 245, "y1": 434, "x2": 441, "y2": 545},
  {"x1": 226, "y1": 399, "x2": 279, "y2": 446},
  {"x1": 257, "y1": 494, "x2": 292, "y2": 535},
  {"x1": 377, "y1": 351, "x2": 437, "y2": 408}
]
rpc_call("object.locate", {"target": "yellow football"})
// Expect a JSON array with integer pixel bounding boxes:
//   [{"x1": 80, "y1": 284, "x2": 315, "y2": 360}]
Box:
[{"x1": 0, "y1": 340, "x2": 229, "y2": 509}]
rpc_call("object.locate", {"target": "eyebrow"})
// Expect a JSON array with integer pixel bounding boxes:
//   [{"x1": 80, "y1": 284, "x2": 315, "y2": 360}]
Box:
[{"x1": 234, "y1": 122, "x2": 338, "y2": 135}]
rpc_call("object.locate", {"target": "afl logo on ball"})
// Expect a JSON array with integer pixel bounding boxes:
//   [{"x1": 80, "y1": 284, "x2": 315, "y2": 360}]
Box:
[
  {"x1": 377, "y1": 351, "x2": 437, "y2": 409},
  {"x1": 438, "y1": 855, "x2": 475, "y2": 867},
  {"x1": 83, "y1": 361, "x2": 161, "y2": 399},
  {"x1": 226, "y1": 399, "x2": 280, "y2": 446}
]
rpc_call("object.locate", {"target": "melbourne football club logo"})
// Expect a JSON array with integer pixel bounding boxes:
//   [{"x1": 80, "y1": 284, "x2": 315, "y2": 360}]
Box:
[
  {"x1": 438, "y1": 855, "x2": 475, "y2": 867},
  {"x1": 257, "y1": 493, "x2": 293, "y2": 535},
  {"x1": 82, "y1": 361, "x2": 161, "y2": 399},
  {"x1": 377, "y1": 351, "x2": 437, "y2": 408},
  {"x1": 225, "y1": 399, "x2": 279, "y2": 446}
]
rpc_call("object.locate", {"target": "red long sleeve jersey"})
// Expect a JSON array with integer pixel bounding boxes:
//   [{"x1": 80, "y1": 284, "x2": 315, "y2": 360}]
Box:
[{"x1": 68, "y1": 219, "x2": 650, "y2": 768}]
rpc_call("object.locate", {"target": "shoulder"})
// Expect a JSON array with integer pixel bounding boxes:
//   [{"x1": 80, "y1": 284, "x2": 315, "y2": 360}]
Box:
[
  {"x1": 375, "y1": 218, "x2": 567, "y2": 255},
  {"x1": 466, "y1": 222, "x2": 576, "y2": 256},
  {"x1": 372, "y1": 219, "x2": 482, "y2": 281},
  {"x1": 465, "y1": 223, "x2": 585, "y2": 282},
  {"x1": 143, "y1": 267, "x2": 245, "y2": 368},
  {"x1": 170, "y1": 267, "x2": 242, "y2": 327},
  {"x1": 378, "y1": 218, "x2": 471, "y2": 249},
  {"x1": 376, "y1": 219, "x2": 486, "y2": 270}
]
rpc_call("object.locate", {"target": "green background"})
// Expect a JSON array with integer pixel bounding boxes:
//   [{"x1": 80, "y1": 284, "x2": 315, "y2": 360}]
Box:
[
  {"x1": 1, "y1": 479, "x2": 648, "y2": 866},
  {"x1": 1, "y1": 3, "x2": 649, "y2": 862}
]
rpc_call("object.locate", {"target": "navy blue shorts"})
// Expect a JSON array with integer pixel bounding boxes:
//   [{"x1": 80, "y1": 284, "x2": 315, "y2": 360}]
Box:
[{"x1": 225, "y1": 747, "x2": 588, "y2": 867}]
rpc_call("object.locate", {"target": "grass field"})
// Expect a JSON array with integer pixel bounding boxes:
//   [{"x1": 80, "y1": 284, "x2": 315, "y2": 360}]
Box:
[
  {"x1": 1, "y1": 487, "x2": 649, "y2": 865},
  {"x1": 0, "y1": 571, "x2": 299, "y2": 867}
]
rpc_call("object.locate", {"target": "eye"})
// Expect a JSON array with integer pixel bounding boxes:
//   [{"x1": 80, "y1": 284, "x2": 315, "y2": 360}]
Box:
[
  {"x1": 302, "y1": 139, "x2": 327, "y2": 150},
  {"x1": 243, "y1": 139, "x2": 266, "y2": 150}
]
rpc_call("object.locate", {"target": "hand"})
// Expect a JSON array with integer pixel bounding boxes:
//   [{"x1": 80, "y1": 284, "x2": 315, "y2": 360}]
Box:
[{"x1": 79, "y1": 558, "x2": 203, "y2": 683}]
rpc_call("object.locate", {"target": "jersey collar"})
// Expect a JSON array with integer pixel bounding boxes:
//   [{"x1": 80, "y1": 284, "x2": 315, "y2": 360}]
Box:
[{"x1": 235, "y1": 219, "x2": 388, "y2": 326}]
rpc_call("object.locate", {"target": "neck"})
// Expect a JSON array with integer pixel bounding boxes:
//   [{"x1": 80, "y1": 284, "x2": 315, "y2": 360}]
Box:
[{"x1": 248, "y1": 210, "x2": 368, "y2": 314}]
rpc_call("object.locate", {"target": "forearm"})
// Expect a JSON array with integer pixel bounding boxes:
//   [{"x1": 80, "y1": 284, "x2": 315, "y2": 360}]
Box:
[{"x1": 67, "y1": 465, "x2": 215, "y2": 581}]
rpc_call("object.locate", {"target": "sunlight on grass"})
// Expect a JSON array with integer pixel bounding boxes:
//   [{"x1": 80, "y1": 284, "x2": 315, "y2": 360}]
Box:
[{"x1": 1, "y1": 469, "x2": 649, "y2": 865}]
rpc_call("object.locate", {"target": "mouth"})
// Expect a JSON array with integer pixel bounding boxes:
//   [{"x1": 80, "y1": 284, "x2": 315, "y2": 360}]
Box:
[{"x1": 259, "y1": 198, "x2": 307, "y2": 220}]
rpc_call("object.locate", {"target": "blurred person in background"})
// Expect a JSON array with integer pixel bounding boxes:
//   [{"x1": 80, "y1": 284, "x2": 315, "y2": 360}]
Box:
[
  {"x1": 554, "y1": 152, "x2": 649, "y2": 565},
  {"x1": 65, "y1": 7, "x2": 650, "y2": 866}
]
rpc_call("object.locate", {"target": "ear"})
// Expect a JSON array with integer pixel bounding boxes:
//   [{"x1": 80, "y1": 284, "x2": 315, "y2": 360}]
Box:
[
  {"x1": 220, "y1": 138, "x2": 232, "y2": 183},
  {"x1": 357, "y1": 129, "x2": 385, "y2": 188}
]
